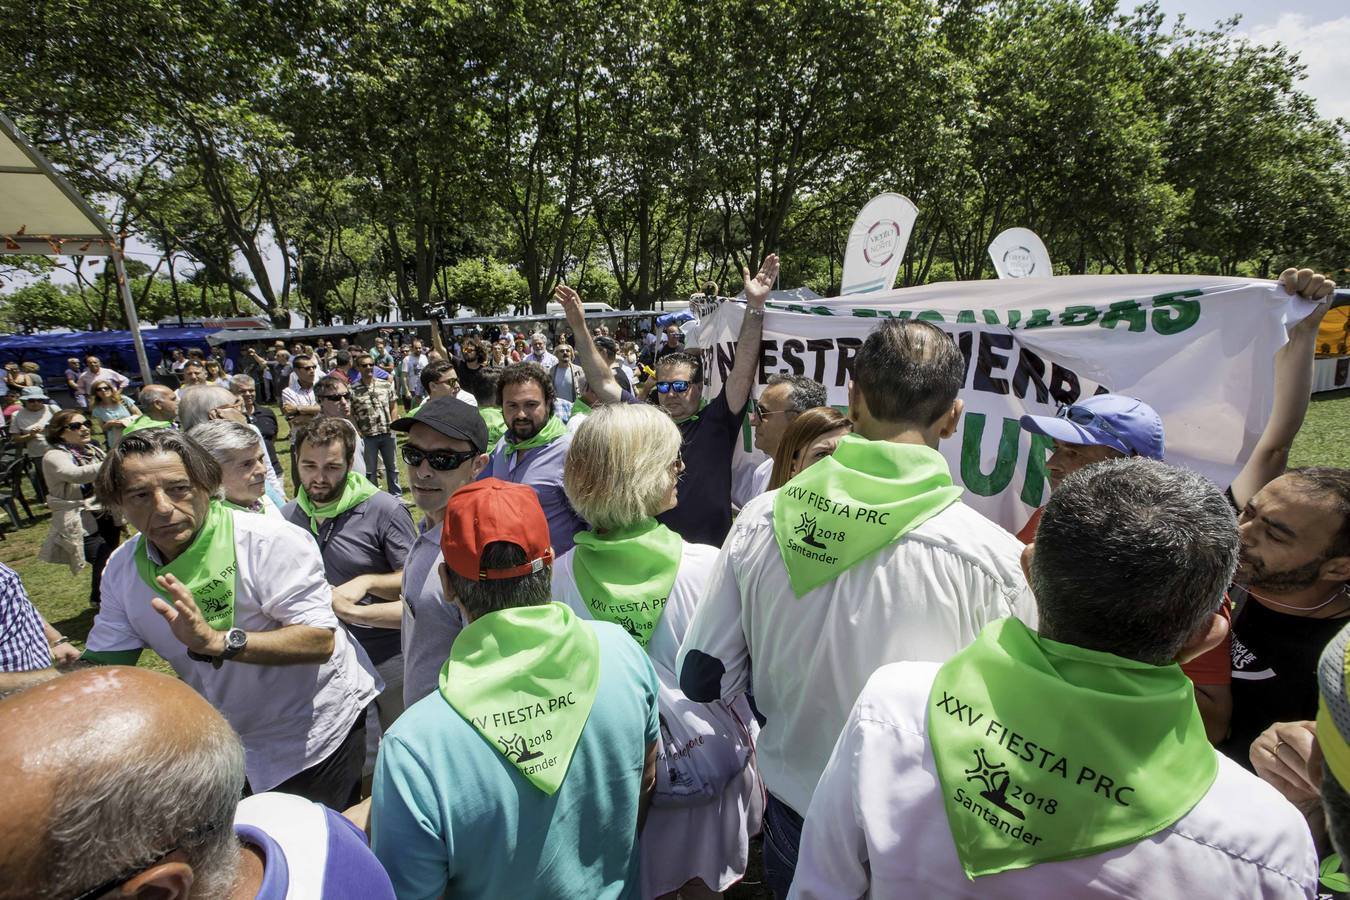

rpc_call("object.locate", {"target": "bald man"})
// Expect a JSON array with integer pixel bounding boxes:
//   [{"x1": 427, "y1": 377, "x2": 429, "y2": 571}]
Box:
[
  {"x1": 0, "y1": 667, "x2": 394, "y2": 898},
  {"x1": 123, "y1": 384, "x2": 179, "y2": 434}
]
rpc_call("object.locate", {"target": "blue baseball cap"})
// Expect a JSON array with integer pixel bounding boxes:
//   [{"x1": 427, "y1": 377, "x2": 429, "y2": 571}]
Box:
[{"x1": 1019, "y1": 394, "x2": 1165, "y2": 460}]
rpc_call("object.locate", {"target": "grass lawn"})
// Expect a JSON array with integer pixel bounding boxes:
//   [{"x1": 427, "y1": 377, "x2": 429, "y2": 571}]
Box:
[{"x1": 5, "y1": 392, "x2": 1349, "y2": 668}]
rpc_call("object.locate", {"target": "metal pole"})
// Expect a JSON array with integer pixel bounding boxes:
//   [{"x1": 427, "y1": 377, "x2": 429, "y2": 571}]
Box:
[{"x1": 112, "y1": 250, "x2": 154, "y2": 385}]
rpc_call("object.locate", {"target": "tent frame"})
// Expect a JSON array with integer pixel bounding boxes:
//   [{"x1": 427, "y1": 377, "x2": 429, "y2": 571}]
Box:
[{"x1": 0, "y1": 110, "x2": 153, "y2": 384}]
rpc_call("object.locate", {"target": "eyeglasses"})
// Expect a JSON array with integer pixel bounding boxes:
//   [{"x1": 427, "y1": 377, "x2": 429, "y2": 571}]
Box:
[
  {"x1": 1056, "y1": 404, "x2": 1129, "y2": 450},
  {"x1": 320, "y1": 393, "x2": 351, "y2": 403},
  {"x1": 654, "y1": 381, "x2": 692, "y2": 394},
  {"x1": 64, "y1": 420, "x2": 91, "y2": 430},
  {"x1": 402, "y1": 445, "x2": 479, "y2": 471}
]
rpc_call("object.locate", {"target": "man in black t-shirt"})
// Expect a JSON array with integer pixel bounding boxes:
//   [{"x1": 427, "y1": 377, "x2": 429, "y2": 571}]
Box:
[
  {"x1": 1222, "y1": 467, "x2": 1350, "y2": 767},
  {"x1": 649, "y1": 255, "x2": 779, "y2": 547}
]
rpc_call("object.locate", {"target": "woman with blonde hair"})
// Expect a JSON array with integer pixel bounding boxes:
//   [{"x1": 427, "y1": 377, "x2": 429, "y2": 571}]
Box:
[
  {"x1": 89, "y1": 381, "x2": 140, "y2": 447},
  {"x1": 558, "y1": 403, "x2": 762, "y2": 900},
  {"x1": 768, "y1": 406, "x2": 852, "y2": 491},
  {"x1": 39, "y1": 408, "x2": 120, "y2": 607}
]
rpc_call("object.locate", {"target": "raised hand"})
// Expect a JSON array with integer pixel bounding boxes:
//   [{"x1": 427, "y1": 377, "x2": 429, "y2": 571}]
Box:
[
  {"x1": 1278, "y1": 267, "x2": 1336, "y2": 303},
  {"x1": 149, "y1": 574, "x2": 225, "y2": 656},
  {"x1": 743, "y1": 253, "x2": 780, "y2": 309},
  {"x1": 553, "y1": 284, "x2": 587, "y2": 332}
]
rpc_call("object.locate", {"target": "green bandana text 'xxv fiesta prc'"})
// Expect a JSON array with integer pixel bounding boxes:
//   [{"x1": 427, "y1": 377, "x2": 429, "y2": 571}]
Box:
[
  {"x1": 296, "y1": 471, "x2": 379, "y2": 535},
  {"x1": 929, "y1": 617, "x2": 1218, "y2": 879},
  {"x1": 572, "y1": 519, "x2": 682, "y2": 647},
  {"x1": 505, "y1": 413, "x2": 566, "y2": 455},
  {"x1": 134, "y1": 500, "x2": 238, "y2": 631},
  {"x1": 439, "y1": 602, "x2": 600, "y2": 794},
  {"x1": 772, "y1": 435, "x2": 962, "y2": 596}
]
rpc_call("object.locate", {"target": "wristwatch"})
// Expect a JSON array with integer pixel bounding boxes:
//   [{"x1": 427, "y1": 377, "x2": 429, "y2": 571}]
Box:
[
  {"x1": 219, "y1": 628, "x2": 248, "y2": 663},
  {"x1": 187, "y1": 628, "x2": 247, "y2": 668}
]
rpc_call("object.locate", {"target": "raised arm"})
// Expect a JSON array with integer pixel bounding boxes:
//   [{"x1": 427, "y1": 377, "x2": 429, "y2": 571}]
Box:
[
  {"x1": 1229, "y1": 267, "x2": 1337, "y2": 509},
  {"x1": 554, "y1": 284, "x2": 622, "y2": 403},
  {"x1": 722, "y1": 253, "x2": 779, "y2": 415}
]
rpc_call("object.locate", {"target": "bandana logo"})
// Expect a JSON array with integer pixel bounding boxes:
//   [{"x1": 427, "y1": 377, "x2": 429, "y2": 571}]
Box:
[
  {"x1": 498, "y1": 732, "x2": 545, "y2": 764},
  {"x1": 965, "y1": 749, "x2": 1026, "y2": 820},
  {"x1": 794, "y1": 513, "x2": 831, "y2": 549}
]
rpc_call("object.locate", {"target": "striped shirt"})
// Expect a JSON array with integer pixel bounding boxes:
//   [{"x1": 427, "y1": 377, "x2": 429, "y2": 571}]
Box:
[{"x1": 0, "y1": 563, "x2": 51, "y2": 672}]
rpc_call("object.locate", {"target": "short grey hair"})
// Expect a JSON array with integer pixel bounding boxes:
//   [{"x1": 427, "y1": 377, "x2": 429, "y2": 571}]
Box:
[
  {"x1": 530, "y1": 332, "x2": 550, "y2": 348},
  {"x1": 188, "y1": 420, "x2": 262, "y2": 459},
  {"x1": 138, "y1": 384, "x2": 174, "y2": 409},
  {"x1": 446, "y1": 542, "x2": 553, "y2": 622},
  {"x1": 40, "y1": 706, "x2": 245, "y2": 897},
  {"x1": 228, "y1": 374, "x2": 255, "y2": 393},
  {"x1": 564, "y1": 404, "x2": 682, "y2": 530},
  {"x1": 178, "y1": 385, "x2": 238, "y2": 432},
  {"x1": 1031, "y1": 457, "x2": 1238, "y2": 666},
  {"x1": 767, "y1": 373, "x2": 827, "y2": 413}
]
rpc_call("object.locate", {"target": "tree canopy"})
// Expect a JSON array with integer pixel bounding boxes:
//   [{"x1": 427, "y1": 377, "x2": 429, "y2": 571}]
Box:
[{"x1": 1, "y1": 0, "x2": 1345, "y2": 326}]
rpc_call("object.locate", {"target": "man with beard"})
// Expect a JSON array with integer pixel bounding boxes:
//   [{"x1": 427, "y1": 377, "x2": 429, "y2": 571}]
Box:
[
  {"x1": 284, "y1": 417, "x2": 416, "y2": 740},
  {"x1": 479, "y1": 362, "x2": 586, "y2": 553},
  {"x1": 390, "y1": 397, "x2": 489, "y2": 704},
  {"x1": 1219, "y1": 467, "x2": 1350, "y2": 767}
]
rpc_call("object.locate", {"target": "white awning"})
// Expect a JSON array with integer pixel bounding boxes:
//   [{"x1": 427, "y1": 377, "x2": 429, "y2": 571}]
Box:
[{"x1": 0, "y1": 110, "x2": 117, "y2": 256}]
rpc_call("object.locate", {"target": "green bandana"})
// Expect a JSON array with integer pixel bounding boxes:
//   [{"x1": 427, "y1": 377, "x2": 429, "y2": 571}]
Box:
[
  {"x1": 674, "y1": 397, "x2": 709, "y2": 425},
  {"x1": 929, "y1": 617, "x2": 1218, "y2": 879},
  {"x1": 296, "y1": 471, "x2": 379, "y2": 535},
  {"x1": 480, "y1": 407, "x2": 506, "y2": 446},
  {"x1": 133, "y1": 501, "x2": 238, "y2": 631},
  {"x1": 772, "y1": 435, "x2": 962, "y2": 596},
  {"x1": 505, "y1": 413, "x2": 565, "y2": 455},
  {"x1": 122, "y1": 414, "x2": 171, "y2": 435},
  {"x1": 572, "y1": 519, "x2": 682, "y2": 647},
  {"x1": 570, "y1": 398, "x2": 593, "y2": 418},
  {"x1": 439, "y1": 602, "x2": 600, "y2": 794}
]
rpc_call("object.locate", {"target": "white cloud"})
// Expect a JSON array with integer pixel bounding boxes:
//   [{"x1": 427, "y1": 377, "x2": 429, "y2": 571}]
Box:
[{"x1": 1243, "y1": 13, "x2": 1350, "y2": 122}]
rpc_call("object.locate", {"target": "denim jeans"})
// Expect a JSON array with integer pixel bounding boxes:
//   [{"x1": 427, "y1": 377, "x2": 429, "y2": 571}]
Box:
[
  {"x1": 363, "y1": 431, "x2": 401, "y2": 494},
  {"x1": 763, "y1": 792, "x2": 805, "y2": 899}
]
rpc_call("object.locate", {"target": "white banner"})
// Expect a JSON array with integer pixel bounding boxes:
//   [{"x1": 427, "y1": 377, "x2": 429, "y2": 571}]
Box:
[
  {"x1": 988, "y1": 227, "x2": 1053, "y2": 279},
  {"x1": 840, "y1": 192, "x2": 918, "y2": 295},
  {"x1": 692, "y1": 274, "x2": 1314, "y2": 532}
]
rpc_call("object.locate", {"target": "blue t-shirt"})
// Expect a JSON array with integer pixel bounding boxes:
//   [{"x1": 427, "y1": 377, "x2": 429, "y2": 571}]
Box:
[
  {"x1": 481, "y1": 425, "x2": 586, "y2": 554},
  {"x1": 371, "y1": 619, "x2": 660, "y2": 900}
]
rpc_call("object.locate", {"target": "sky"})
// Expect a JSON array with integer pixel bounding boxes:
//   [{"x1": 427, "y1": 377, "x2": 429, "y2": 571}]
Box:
[
  {"x1": 22, "y1": 0, "x2": 1350, "y2": 306},
  {"x1": 1159, "y1": 0, "x2": 1349, "y2": 119}
]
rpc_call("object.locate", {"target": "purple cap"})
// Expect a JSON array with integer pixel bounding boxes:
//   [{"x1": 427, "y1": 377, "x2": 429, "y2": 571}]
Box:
[{"x1": 1019, "y1": 394, "x2": 1165, "y2": 460}]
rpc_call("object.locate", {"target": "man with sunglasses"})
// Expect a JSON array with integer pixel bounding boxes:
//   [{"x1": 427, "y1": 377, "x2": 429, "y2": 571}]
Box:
[
  {"x1": 736, "y1": 374, "x2": 828, "y2": 505},
  {"x1": 281, "y1": 353, "x2": 323, "y2": 431},
  {"x1": 314, "y1": 375, "x2": 369, "y2": 476},
  {"x1": 650, "y1": 254, "x2": 779, "y2": 546},
  {"x1": 351, "y1": 353, "x2": 402, "y2": 495},
  {"x1": 390, "y1": 397, "x2": 490, "y2": 704}
]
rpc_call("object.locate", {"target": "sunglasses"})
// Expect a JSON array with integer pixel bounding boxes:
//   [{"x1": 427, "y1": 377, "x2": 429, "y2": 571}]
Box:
[
  {"x1": 64, "y1": 420, "x2": 91, "y2": 430},
  {"x1": 1056, "y1": 404, "x2": 1129, "y2": 449},
  {"x1": 402, "y1": 445, "x2": 479, "y2": 471},
  {"x1": 295, "y1": 364, "x2": 317, "y2": 371},
  {"x1": 752, "y1": 400, "x2": 792, "y2": 419},
  {"x1": 655, "y1": 381, "x2": 692, "y2": 394},
  {"x1": 320, "y1": 393, "x2": 351, "y2": 402}
]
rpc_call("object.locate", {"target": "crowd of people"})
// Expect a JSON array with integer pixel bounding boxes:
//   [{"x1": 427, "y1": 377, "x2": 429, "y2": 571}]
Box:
[{"x1": 0, "y1": 265, "x2": 1347, "y2": 899}]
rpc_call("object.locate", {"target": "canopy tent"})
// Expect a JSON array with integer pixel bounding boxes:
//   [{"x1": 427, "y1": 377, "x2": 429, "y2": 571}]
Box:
[
  {"x1": 1319, "y1": 290, "x2": 1350, "y2": 357},
  {"x1": 0, "y1": 327, "x2": 218, "y2": 388},
  {"x1": 0, "y1": 111, "x2": 153, "y2": 384}
]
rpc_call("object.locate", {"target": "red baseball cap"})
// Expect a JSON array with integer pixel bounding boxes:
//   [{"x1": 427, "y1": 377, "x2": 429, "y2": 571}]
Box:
[{"x1": 440, "y1": 478, "x2": 554, "y2": 581}]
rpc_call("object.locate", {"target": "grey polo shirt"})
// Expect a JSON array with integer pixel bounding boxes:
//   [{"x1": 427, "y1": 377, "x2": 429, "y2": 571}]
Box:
[
  {"x1": 399, "y1": 517, "x2": 465, "y2": 707},
  {"x1": 480, "y1": 426, "x2": 586, "y2": 554},
  {"x1": 282, "y1": 490, "x2": 416, "y2": 667}
]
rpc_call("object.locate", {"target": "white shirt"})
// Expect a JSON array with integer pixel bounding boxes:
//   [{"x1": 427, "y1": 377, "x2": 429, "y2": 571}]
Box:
[
  {"x1": 455, "y1": 388, "x2": 478, "y2": 407},
  {"x1": 731, "y1": 456, "x2": 773, "y2": 509},
  {"x1": 87, "y1": 509, "x2": 379, "y2": 791},
  {"x1": 790, "y1": 662, "x2": 1317, "y2": 900},
  {"x1": 402, "y1": 353, "x2": 429, "y2": 397},
  {"x1": 281, "y1": 384, "x2": 317, "y2": 413},
  {"x1": 676, "y1": 490, "x2": 1035, "y2": 817}
]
